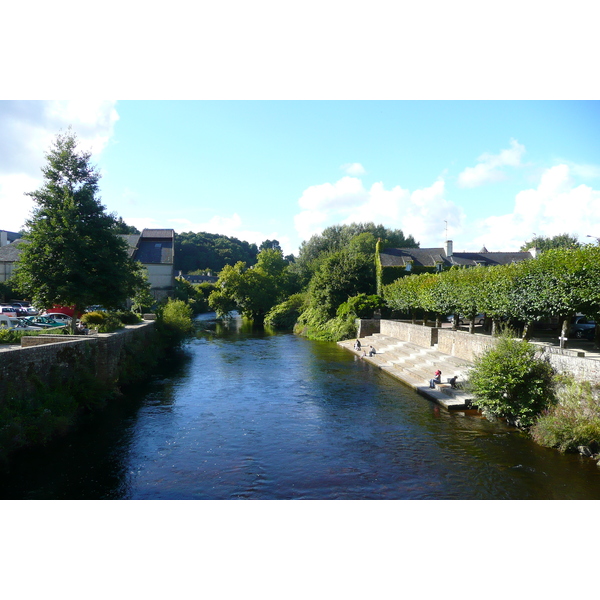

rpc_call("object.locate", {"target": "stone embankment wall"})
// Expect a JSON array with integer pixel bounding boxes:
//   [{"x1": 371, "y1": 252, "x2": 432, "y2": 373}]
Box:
[
  {"x1": 374, "y1": 319, "x2": 600, "y2": 385},
  {"x1": 380, "y1": 320, "x2": 439, "y2": 349},
  {"x1": 355, "y1": 319, "x2": 381, "y2": 338},
  {"x1": 0, "y1": 321, "x2": 156, "y2": 403}
]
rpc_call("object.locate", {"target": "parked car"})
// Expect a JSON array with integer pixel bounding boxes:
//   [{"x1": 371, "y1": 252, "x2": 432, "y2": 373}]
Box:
[
  {"x1": 570, "y1": 316, "x2": 596, "y2": 339},
  {"x1": 43, "y1": 312, "x2": 73, "y2": 324},
  {"x1": 446, "y1": 314, "x2": 485, "y2": 326},
  {"x1": 0, "y1": 306, "x2": 18, "y2": 317},
  {"x1": 23, "y1": 316, "x2": 67, "y2": 329}
]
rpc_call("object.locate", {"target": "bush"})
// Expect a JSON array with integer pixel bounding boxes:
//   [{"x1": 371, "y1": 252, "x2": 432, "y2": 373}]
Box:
[
  {"x1": 530, "y1": 380, "x2": 600, "y2": 453},
  {"x1": 294, "y1": 306, "x2": 357, "y2": 342},
  {"x1": 264, "y1": 293, "x2": 306, "y2": 329},
  {"x1": 468, "y1": 333, "x2": 555, "y2": 427},
  {"x1": 336, "y1": 293, "x2": 386, "y2": 319},
  {"x1": 114, "y1": 311, "x2": 142, "y2": 325},
  {"x1": 156, "y1": 298, "x2": 194, "y2": 344}
]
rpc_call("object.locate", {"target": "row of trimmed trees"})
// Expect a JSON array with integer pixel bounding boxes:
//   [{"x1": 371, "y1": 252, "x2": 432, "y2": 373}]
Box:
[{"x1": 383, "y1": 245, "x2": 600, "y2": 347}]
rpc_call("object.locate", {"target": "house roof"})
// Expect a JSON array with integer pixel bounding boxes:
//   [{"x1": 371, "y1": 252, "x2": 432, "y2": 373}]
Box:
[
  {"x1": 0, "y1": 239, "x2": 28, "y2": 262},
  {"x1": 118, "y1": 230, "x2": 174, "y2": 264},
  {"x1": 380, "y1": 247, "x2": 534, "y2": 268},
  {"x1": 141, "y1": 229, "x2": 174, "y2": 239}
]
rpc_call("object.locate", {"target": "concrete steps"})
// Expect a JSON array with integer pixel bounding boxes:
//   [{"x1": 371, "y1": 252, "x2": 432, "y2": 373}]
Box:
[{"x1": 339, "y1": 334, "x2": 476, "y2": 410}]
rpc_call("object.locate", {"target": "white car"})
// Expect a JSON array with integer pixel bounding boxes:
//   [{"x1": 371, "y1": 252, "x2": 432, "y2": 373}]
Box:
[{"x1": 43, "y1": 312, "x2": 73, "y2": 324}]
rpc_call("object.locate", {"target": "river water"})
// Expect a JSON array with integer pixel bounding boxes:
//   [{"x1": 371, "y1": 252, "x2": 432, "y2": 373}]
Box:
[{"x1": 2, "y1": 313, "x2": 600, "y2": 499}]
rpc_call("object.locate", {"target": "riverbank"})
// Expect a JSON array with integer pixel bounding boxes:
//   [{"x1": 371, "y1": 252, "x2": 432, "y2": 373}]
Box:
[
  {"x1": 338, "y1": 334, "x2": 476, "y2": 410},
  {"x1": 339, "y1": 323, "x2": 600, "y2": 465},
  {"x1": 0, "y1": 320, "x2": 167, "y2": 462}
]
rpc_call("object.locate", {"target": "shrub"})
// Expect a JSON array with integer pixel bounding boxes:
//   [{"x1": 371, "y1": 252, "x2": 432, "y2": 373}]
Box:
[
  {"x1": 294, "y1": 305, "x2": 357, "y2": 342},
  {"x1": 336, "y1": 293, "x2": 387, "y2": 319},
  {"x1": 156, "y1": 298, "x2": 194, "y2": 344},
  {"x1": 530, "y1": 380, "x2": 600, "y2": 453},
  {"x1": 264, "y1": 293, "x2": 306, "y2": 329},
  {"x1": 468, "y1": 332, "x2": 555, "y2": 427},
  {"x1": 114, "y1": 310, "x2": 142, "y2": 325},
  {"x1": 81, "y1": 311, "x2": 107, "y2": 326}
]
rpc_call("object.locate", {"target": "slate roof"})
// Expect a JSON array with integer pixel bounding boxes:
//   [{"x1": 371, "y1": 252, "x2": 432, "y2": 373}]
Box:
[
  {"x1": 119, "y1": 229, "x2": 174, "y2": 264},
  {"x1": 141, "y1": 229, "x2": 174, "y2": 239},
  {"x1": 380, "y1": 247, "x2": 534, "y2": 268},
  {"x1": 0, "y1": 239, "x2": 28, "y2": 261}
]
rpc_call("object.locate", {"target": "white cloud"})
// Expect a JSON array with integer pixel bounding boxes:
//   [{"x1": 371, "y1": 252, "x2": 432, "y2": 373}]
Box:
[
  {"x1": 458, "y1": 138, "x2": 525, "y2": 188},
  {"x1": 340, "y1": 162, "x2": 366, "y2": 176},
  {"x1": 0, "y1": 101, "x2": 119, "y2": 231},
  {"x1": 294, "y1": 176, "x2": 465, "y2": 247},
  {"x1": 471, "y1": 164, "x2": 600, "y2": 251}
]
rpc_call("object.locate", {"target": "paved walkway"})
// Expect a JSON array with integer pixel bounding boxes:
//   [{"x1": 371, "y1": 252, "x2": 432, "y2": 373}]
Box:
[{"x1": 338, "y1": 333, "x2": 476, "y2": 410}]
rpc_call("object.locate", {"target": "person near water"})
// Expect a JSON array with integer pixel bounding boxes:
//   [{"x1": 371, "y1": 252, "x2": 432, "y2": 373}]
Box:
[{"x1": 429, "y1": 369, "x2": 442, "y2": 388}]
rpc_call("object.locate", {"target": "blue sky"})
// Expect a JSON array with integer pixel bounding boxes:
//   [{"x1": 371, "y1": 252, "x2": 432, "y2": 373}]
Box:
[{"x1": 2, "y1": 100, "x2": 599, "y2": 256}]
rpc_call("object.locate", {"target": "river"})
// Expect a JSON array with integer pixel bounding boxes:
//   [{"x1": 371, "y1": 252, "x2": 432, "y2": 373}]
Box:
[{"x1": 2, "y1": 313, "x2": 600, "y2": 499}]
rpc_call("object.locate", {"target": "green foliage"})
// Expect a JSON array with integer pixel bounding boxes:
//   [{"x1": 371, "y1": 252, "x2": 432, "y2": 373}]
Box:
[
  {"x1": 111, "y1": 216, "x2": 140, "y2": 234},
  {"x1": 530, "y1": 379, "x2": 600, "y2": 453},
  {"x1": 306, "y1": 250, "x2": 375, "y2": 320},
  {"x1": 520, "y1": 233, "x2": 580, "y2": 252},
  {"x1": 14, "y1": 129, "x2": 144, "y2": 324},
  {"x1": 208, "y1": 248, "x2": 296, "y2": 321},
  {"x1": 174, "y1": 277, "x2": 210, "y2": 314},
  {"x1": 337, "y1": 294, "x2": 385, "y2": 319},
  {"x1": 174, "y1": 230, "x2": 259, "y2": 274},
  {"x1": 264, "y1": 293, "x2": 306, "y2": 330},
  {"x1": 130, "y1": 265, "x2": 154, "y2": 314},
  {"x1": 113, "y1": 311, "x2": 142, "y2": 325},
  {"x1": 294, "y1": 222, "x2": 418, "y2": 288},
  {"x1": 0, "y1": 328, "x2": 44, "y2": 344},
  {"x1": 469, "y1": 333, "x2": 555, "y2": 427},
  {"x1": 156, "y1": 298, "x2": 194, "y2": 344},
  {"x1": 80, "y1": 310, "x2": 140, "y2": 332},
  {"x1": 294, "y1": 306, "x2": 357, "y2": 342}
]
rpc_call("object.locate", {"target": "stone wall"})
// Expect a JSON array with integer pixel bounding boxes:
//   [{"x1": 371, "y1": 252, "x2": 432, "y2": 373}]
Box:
[
  {"x1": 436, "y1": 328, "x2": 499, "y2": 362},
  {"x1": 355, "y1": 319, "x2": 380, "y2": 337},
  {"x1": 377, "y1": 319, "x2": 600, "y2": 384},
  {"x1": 0, "y1": 321, "x2": 156, "y2": 403},
  {"x1": 380, "y1": 320, "x2": 438, "y2": 348}
]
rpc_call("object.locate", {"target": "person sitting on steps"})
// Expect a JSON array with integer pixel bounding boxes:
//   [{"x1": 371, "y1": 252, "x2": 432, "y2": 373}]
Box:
[{"x1": 429, "y1": 369, "x2": 442, "y2": 388}]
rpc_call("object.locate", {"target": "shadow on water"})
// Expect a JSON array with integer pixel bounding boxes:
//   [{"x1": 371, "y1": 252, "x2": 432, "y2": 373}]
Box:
[{"x1": 2, "y1": 312, "x2": 600, "y2": 499}]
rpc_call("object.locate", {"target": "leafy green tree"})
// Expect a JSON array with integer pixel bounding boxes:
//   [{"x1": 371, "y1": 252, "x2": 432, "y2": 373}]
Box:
[
  {"x1": 520, "y1": 233, "x2": 580, "y2": 252},
  {"x1": 14, "y1": 129, "x2": 144, "y2": 331},
  {"x1": 208, "y1": 248, "x2": 294, "y2": 321},
  {"x1": 305, "y1": 249, "x2": 375, "y2": 319}
]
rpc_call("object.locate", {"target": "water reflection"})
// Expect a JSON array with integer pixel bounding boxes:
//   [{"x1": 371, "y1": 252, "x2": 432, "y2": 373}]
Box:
[{"x1": 2, "y1": 313, "x2": 600, "y2": 499}]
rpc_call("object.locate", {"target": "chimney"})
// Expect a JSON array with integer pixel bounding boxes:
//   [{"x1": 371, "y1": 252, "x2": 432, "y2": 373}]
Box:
[
  {"x1": 0, "y1": 231, "x2": 7, "y2": 247},
  {"x1": 444, "y1": 239, "x2": 453, "y2": 257}
]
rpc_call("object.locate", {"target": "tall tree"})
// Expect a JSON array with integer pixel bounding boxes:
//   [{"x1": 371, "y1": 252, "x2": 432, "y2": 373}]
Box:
[{"x1": 14, "y1": 129, "x2": 144, "y2": 331}]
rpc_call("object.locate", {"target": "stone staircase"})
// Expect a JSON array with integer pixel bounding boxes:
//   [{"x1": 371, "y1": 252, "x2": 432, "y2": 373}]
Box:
[{"x1": 338, "y1": 333, "x2": 476, "y2": 410}]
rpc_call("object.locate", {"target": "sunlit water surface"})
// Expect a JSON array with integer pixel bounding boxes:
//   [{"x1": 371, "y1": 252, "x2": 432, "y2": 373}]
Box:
[{"x1": 3, "y1": 313, "x2": 600, "y2": 499}]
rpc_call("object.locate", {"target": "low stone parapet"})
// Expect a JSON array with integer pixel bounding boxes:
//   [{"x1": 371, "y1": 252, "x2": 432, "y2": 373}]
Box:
[{"x1": 380, "y1": 319, "x2": 438, "y2": 349}]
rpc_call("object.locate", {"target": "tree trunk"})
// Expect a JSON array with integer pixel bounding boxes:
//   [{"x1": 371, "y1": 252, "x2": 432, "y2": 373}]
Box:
[
  {"x1": 435, "y1": 314, "x2": 441, "y2": 328},
  {"x1": 452, "y1": 313, "x2": 459, "y2": 331},
  {"x1": 423, "y1": 312, "x2": 428, "y2": 326},
  {"x1": 411, "y1": 311, "x2": 416, "y2": 324},
  {"x1": 522, "y1": 321, "x2": 533, "y2": 341},
  {"x1": 559, "y1": 314, "x2": 572, "y2": 349}
]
